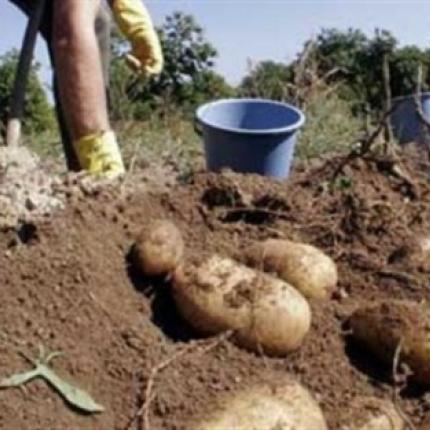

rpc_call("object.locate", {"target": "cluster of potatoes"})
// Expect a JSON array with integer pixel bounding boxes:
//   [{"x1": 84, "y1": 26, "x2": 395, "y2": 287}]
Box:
[
  {"x1": 133, "y1": 219, "x2": 426, "y2": 430},
  {"x1": 133, "y1": 220, "x2": 337, "y2": 356}
]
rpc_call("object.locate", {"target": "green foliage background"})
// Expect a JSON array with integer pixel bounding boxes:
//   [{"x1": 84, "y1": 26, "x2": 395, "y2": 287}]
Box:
[
  {"x1": 5, "y1": 11, "x2": 430, "y2": 164},
  {"x1": 0, "y1": 50, "x2": 55, "y2": 137},
  {"x1": 109, "y1": 12, "x2": 235, "y2": 122}
]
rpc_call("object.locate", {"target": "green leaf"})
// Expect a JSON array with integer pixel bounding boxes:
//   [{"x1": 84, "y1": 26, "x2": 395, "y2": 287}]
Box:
[
  {"x1": 0, "y1": 368, "x2": 39, "y2": 387},
  {"x1": 38, "y1": 364, "x2": 104, "y2": 413},
  {"x1": 0, "y1": 348, "x2": 104, "y2": 414}
]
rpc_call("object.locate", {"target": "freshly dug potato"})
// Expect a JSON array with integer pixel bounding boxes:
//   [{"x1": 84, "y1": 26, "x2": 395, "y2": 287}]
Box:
[
  {"x1": 345, "y1": 397, "x2": 403, "y2": 430},
  {"x1": 133, "y1": 220, "x2": 184, "y2": 277},
  {"x1": 350, "y1": 300, "x2": 430, "y2": 385},
  {"x1": 173, "y1": 255, "x2": 311, "y2": 355},
  {"x1": 192, "y1": 377, "x2": 327, "y2": 430},
  {"x1": 246, "y1": 239, "x2": 338, "y2": 299}
]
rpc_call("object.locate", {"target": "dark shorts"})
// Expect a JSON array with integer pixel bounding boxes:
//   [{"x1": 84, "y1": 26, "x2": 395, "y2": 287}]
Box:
[
  {"x1": 8, "y1": 0, "x2": 53, "y2": 42},
  {"x1": 8, "y1": 0, "x2": 111, "y2": 69},
  {"x1": 7, "y1": 0, "x2": 111, "y2": 170}
]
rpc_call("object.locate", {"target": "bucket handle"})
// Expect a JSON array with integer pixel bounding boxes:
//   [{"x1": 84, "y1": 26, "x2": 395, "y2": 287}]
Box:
[{"x1": 194, "y1": 116, "x2": 203, "y2": 136}]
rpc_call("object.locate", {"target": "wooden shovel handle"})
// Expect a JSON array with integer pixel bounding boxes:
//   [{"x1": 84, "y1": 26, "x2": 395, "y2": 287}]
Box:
[{"x1": 6, "y1": 0, "x2": 47, "y2": 147}]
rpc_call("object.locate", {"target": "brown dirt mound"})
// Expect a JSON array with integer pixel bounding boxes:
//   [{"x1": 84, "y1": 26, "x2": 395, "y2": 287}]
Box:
[{"x1": 1, "y1": 149, "x2": 430, "y2": 429}]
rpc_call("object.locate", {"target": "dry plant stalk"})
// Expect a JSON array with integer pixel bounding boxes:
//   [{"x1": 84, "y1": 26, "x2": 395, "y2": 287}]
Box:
[
  {"x1": 125, "y1": 331, "x2": 232, "y2": 430},
  {"x1": 292, "y1": 39, "x2": 344, "y2": 109},
  {"x1": 383, "y1": 52, "x2": 394, "y2": 150},
  {"x1": 331, "y1": 105, "x2": 398, "y2": 181},
  {"x1": 391, "y1": 341, "x2": 416, "y2": 430},
  {"x1": 414, "y1": 63, "x2": 430, "y2": 159}
]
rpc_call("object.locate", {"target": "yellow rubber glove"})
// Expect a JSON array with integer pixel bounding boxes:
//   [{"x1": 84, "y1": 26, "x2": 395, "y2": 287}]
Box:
[
  {"x1": 73, "y1": 131, "x2": 125, "y2": 179},
  {"x1": 112, "y1": 0, "x2": 163, "y2": 76}
]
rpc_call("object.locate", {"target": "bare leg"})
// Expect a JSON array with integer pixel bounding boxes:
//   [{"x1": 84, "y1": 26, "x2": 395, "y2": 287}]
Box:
[
  {"x1": 52, "y1": 0, "x2": 110, "y2": 141},
  {"x1": 8, "y1": 0, "x2": 111, "y2": 171}
]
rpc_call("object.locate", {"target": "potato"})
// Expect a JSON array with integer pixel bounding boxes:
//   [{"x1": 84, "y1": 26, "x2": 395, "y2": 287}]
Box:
[
  {"x1": 350, "y1": 300, "x2": 430, "y2": 385},
  {"x1": 133, "y1": 220, "x2": 184, "y2": 277},
  {"x1": 173, "y1": 255, "x2": 311, "y2": 355},
  {"x1": 246, "y1": 239, "x2": 337, "y2": 299},
  {"x1": 345, "y1": 397, "x2": 403, "y2": 430},
  {"x1": 192, "y1": 377, "x2": 327, "y2": 430}
]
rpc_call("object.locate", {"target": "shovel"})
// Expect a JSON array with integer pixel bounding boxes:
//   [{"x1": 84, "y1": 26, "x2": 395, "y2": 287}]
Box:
[{"x1": 5, "y1": 0, "x2": 46, "y2": 147}]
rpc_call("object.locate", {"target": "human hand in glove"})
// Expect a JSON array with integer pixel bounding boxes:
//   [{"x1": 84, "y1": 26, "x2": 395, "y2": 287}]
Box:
[
  {"x1": 111, "y1": 0, "x2": 163, "y2": 76},
  {"x1": 73, "y1": 131, "x2": 125, "y2": 179}
]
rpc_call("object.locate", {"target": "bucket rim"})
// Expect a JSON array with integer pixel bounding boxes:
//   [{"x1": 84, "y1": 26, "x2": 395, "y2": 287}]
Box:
[
  {"x1": 393, "y1": 92, "x2": 430, "y2": 103},
  {"x1": 196, "y1": 98, "x2": 306, "y2": 135}
]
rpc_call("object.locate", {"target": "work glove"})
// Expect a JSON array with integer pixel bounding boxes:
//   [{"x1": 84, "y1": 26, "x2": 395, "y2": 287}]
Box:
[
  {"x1": 73, "y1": 131, "x2": 125, "y2": 179},
  {"x1": 112, "y1": 0, "x2": 163, "y2": 76}
]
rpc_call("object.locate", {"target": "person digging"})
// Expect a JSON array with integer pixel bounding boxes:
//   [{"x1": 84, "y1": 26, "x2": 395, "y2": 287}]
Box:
[{"x1": 8, "y1": 0, "x2": 163, "y2": 178}]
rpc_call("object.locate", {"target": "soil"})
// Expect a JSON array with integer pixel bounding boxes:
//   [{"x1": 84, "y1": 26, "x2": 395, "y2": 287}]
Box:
[
  {"x1": 1, "y1": 146, "x2": 430, "y2": 429},
  {"x1": 0, "y1": 147, "x2": 64, "y2": 229}
]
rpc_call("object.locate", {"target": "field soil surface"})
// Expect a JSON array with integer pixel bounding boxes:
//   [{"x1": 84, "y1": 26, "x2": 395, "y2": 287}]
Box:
[{"x1": 1, "y1": 148, "x2": 430, "y2": 429}]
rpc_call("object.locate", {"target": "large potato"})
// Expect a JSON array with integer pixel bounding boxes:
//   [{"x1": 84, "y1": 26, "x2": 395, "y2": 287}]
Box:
[
  {"x1": 344, "y1": 397, "x2": 403, "y2": 430},
  {"x1": 173, "y1": 255, "x2": 311, "y2": 355},
  {"x1": 245, "y1": 239, "x2": 337, "y2": 299},
  {"x1": 192, "y1": 377, "x2": 327, "y2": 430},
  {"x1": 350, "y1": 300, "x2": 430, "y2": 385},
  {"x1": 133, "y1": 220, "x2": 184, "y2": 277}
]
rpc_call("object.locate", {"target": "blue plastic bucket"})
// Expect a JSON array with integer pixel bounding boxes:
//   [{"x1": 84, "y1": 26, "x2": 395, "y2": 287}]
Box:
[
  {"x1": 195, "y1": 99, "x2": 305, "y2": 178},
  {"x1": 391, "y1": 92, "x2": 430, "y2": 144}
]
